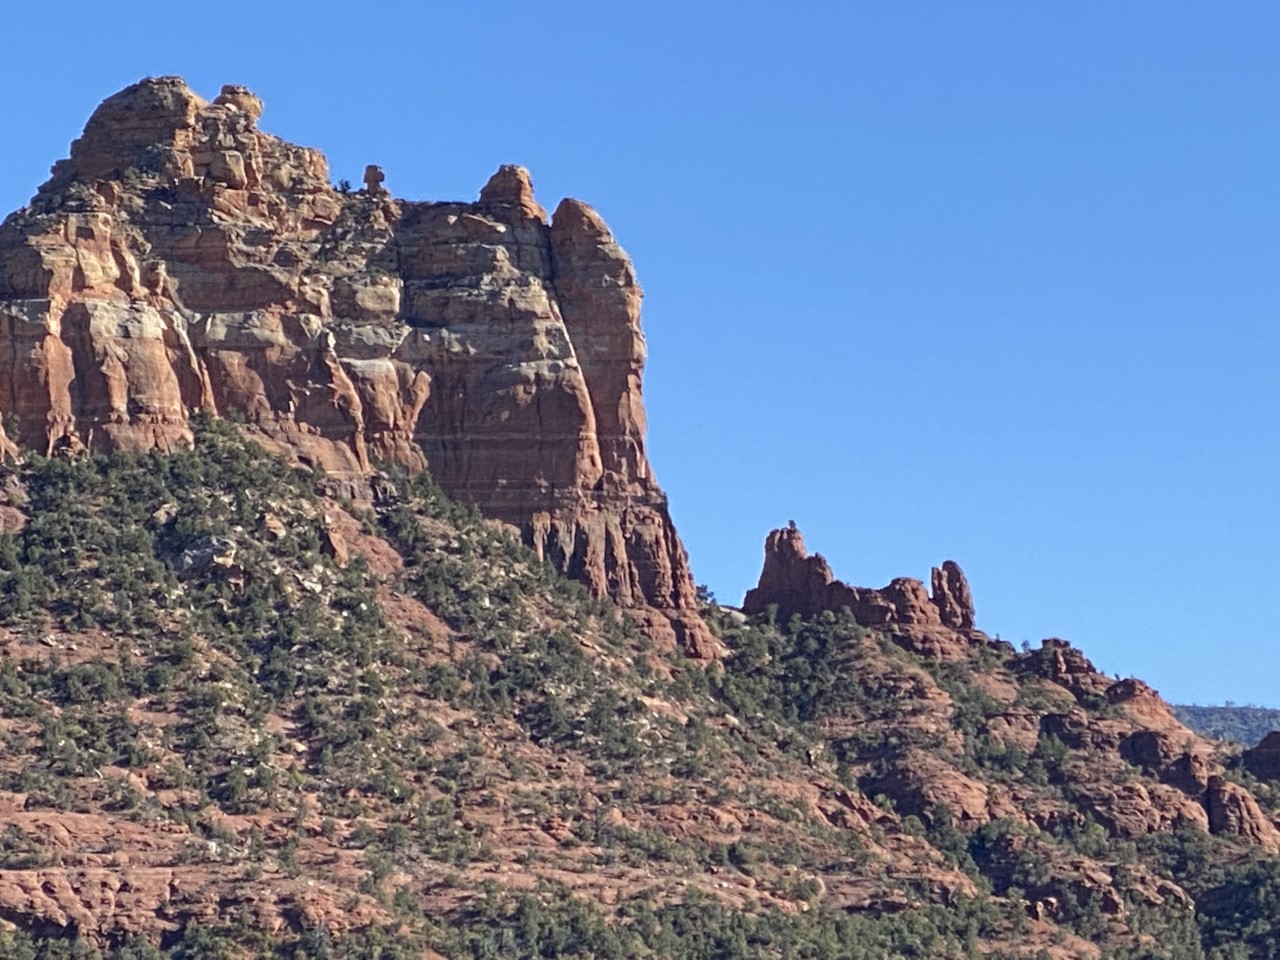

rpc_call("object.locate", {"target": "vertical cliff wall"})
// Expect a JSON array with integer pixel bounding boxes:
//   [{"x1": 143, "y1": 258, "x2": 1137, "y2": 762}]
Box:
[{"x1": 0, "y1": 77, "x2": 713, "y2": 655}]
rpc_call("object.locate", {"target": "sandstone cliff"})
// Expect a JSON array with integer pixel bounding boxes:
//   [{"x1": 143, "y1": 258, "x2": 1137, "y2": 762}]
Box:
[{"x1": 0, "y1": 77, "x2": 712, "y2": 655}]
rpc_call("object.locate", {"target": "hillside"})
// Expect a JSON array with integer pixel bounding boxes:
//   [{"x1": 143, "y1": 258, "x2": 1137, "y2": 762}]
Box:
[
  {"x1": 0, "y1": 78, "x2": 1274, "y2": 959},
  {"x1": 0, "y1": 425, "x2": 1270, "y2": 957}
]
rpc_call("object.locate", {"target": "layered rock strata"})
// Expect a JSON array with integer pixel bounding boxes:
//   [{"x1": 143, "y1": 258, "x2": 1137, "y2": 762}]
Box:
[{"x1": 0, "y1": 77, "x2": 712, "y2": 655}]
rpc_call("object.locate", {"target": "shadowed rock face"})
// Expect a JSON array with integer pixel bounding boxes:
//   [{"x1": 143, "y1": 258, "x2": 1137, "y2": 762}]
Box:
[
  {"x1": 0, "y1": 77, "x2": 713, "y2": 656},
  {"x1": 1206, "y1": 776, "x2": 1280, "y2": 851}
]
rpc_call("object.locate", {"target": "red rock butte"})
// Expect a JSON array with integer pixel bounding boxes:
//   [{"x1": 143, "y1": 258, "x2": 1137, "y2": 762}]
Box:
[{"x1": 0, "y1": 77, "x2": 714, "y2": 656}]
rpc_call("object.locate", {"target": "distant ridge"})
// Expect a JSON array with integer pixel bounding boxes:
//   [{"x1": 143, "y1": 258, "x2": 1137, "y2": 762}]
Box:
[{"x1": 1174, "y1": 703, "x2": 1280, "y2": 746}]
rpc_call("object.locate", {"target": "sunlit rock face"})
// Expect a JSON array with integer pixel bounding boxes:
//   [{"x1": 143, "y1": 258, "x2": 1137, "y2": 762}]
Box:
[{"x1": 0, "y1": 77, "x2": 714, "y2": 656}]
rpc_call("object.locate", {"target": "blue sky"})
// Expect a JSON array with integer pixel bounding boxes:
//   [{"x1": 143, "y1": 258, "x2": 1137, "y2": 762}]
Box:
[{"x1": 1, "y1": 2, "x2": 1277, "y2": 705}]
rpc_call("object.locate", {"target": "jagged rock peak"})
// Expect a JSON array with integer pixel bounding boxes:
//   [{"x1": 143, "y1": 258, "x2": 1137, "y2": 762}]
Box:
[
  {"x1": 931, "y1": 560, "x2": 974, "y2": 630},
  {"x1": 479, "y1": 163, "x2": 547, "y2": 221},
  {"x1": 768, "y1": 520, "x2": 809, "y2": 563},
  {"x1": 742, "y1": 523, "x2": 976, "y2": 638},
  {"x1": 0, "y1": 77, "x2": 714, "y2": 658},
  {"x1": 214, "y1": 84, "x2": 264, "y2": 119},
  {"x1": 54, "y1": 76, "x2": 205, "y2": 186}
]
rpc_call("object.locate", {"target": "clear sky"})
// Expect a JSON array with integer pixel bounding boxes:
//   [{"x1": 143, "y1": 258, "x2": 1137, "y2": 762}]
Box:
[{"x1": 1, "y1": 2, "x2": 1276, "y2": 706}]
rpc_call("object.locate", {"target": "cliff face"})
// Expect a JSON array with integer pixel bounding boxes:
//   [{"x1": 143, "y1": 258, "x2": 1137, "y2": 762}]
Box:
[{"x1": 0, "y1": 77, "x2": 712, "y2": 656}]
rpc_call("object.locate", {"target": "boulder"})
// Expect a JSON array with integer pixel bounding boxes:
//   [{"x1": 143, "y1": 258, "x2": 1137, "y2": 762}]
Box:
[{"x1": 178, "y1": 535, "x2": 237, "y2": 573}]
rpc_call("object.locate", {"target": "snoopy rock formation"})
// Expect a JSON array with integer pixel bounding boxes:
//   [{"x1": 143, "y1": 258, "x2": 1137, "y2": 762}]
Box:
[
  {"x1": 743, "y1": 522, "x2": 978, "y2": 657},
  {"x1": 0, "y1": 77, "x2": 713, "y2": 655}
]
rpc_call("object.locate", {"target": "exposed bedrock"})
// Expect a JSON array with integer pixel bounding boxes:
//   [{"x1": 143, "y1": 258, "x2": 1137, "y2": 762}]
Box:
[{"x1": 0, "y1": 77, "x2": 713, "y2": 655}]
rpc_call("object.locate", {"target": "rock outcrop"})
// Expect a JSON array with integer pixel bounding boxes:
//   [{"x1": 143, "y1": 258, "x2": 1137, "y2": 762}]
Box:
[
  {"x1": 1243, "y1": 731, "x2": 1280, "y2": 781},
  {"x1": 742, "y1": 522, "x2": 976, "y2": 650},
  {"x1": 742, "y1": 523, "x2": 1273, "y2": 853},
  {"x1": 1206, "y1": 776, "x2": 1280, "y2": 851},
  {"x1": 931, "y1": 560, "x2": 974, "y2": 630},
  {"x1": 0, "y1": 77, "x2": 712, "y2": 655}
]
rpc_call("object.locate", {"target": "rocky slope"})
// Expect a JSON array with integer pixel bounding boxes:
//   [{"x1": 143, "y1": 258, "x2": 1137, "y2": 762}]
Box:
[
  {"x1": 0, "y1": 77, "x2": 712, "y2": 658},
  {"x1": 743, "y1": 524, "x2": 1278, "y2": 851},
  {"x1": 0, "y1": 427, "x2": 1028, "y2": 957},
  {"x1": 0, "y1": 436, "x2": 1273, "y2": 958}
]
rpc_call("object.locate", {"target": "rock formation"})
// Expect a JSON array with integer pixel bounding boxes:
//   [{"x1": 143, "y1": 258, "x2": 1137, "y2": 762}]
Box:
[
  {"x1": 931, "y1": 560, "x2": 974, "y2": 630},
  {"x1": 3, "y1": 77, "x2": 1280, "y2": 958},
  {"x1": 0, "y1": 77, "x2": 713, "y2": 655},
  {"x1": 362, "y1": 164, "x2": 387, "y2": 197},
  {"x1": 1244, "y1": 731, "x2": 1280, "y2": 781},
  {"x1": 742, "y1": 522, "x2": 976, "y2": 650},
  {"x1": 746, "y1": 523, "x2": 1280, "y2": 864},
  {"x1": 1206, "y1": 776, "x2": 1280, "y2": 851}
]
